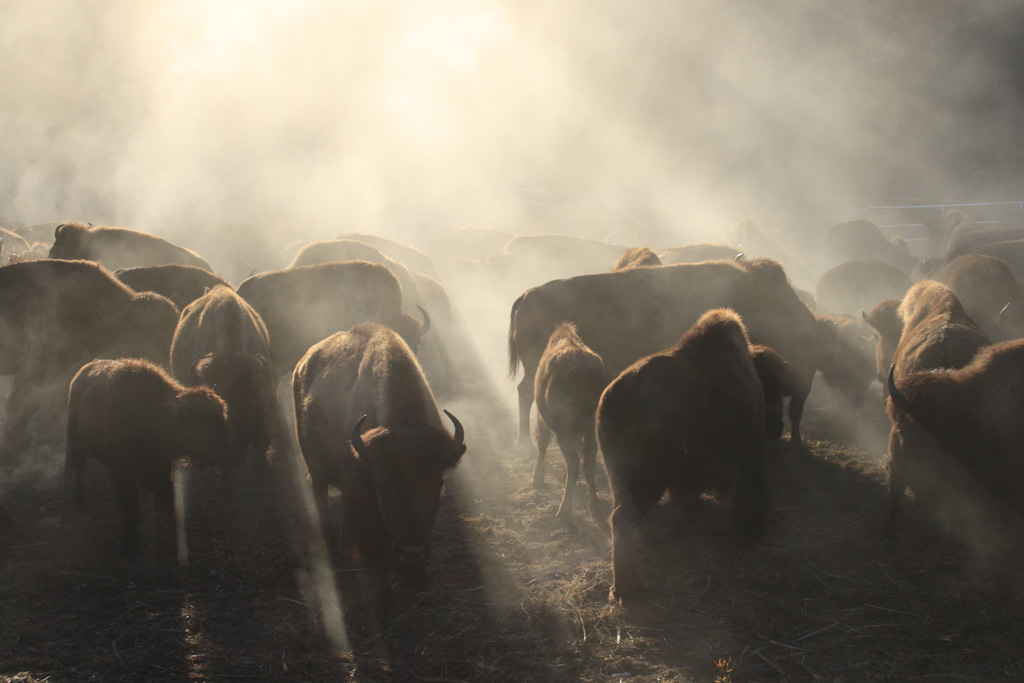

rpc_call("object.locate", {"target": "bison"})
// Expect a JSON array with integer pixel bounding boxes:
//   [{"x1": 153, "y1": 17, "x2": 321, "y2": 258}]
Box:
[
  {"x1": 236, "y1": 261, "x2": 429, "y2": 374},
  {"x1": 0, "y1": 259, "x2": 180, "y2": 456},
  {"x1": 48, "y1": 222, "x2": 214, "y2": 272},
  {"x1": 293, "y1": 323, "x2": 466, "y2": 614},
  {"x1": 114, "y1": 264, "x2": 232, "y2": 310},
  {"x1": 655, "y1": 243, "x2": 741, "y2": 265},
  {"x1": 612, "y1": 247, "x2": 662, "y2": 270},
  {"x1": 508, "y1": 257, "x2": 836, "y2": 451},
  {"x1": 598, "y1": 309, "x2": 770, "y2": 602},
  {"x1": 816, "y1": 218, "x2": 916, "y2": 276},
  {"x1": 65, "y1": 358, "x2": 231, "y2": 560},
  {"x1": 170, "y1": 285, "x2": 283, "y2": 482},
  {"x1": 927, "y1": 253, "x2": 1024, "y2": 341},
  {"x1": 814, "y1": 260, "x2": 912, "y2": 318},
  {"x1": 886, "y1": 340, "x2": 1024, "y2": 571},
  {"x1": 532, "y1": 323, "x2": 608, "y2": 522},
  {"x1": 880, "y1": 280, "x2": 990, "y2": 520}
]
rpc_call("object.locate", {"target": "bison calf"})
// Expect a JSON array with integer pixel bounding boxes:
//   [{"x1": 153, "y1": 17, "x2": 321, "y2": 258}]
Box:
[
  {"x1": 65, "y1": 358, "x2": 231, "y2": 561},
  {"x1": 533, "y1": 323, "x2": 607, "y2": 523},
  {"x1": 598, "y1": 309, "x2": 770, "y2": 602}
]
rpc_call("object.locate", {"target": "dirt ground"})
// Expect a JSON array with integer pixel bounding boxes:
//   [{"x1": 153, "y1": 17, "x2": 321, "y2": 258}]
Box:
[{"x1": 2, "y1": 317, "x2": 1024, "y2": 682}]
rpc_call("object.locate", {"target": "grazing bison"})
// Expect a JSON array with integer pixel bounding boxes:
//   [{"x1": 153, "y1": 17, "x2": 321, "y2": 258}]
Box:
[
  {"x1": 49, "y1": 222, "x2": 214, "y2": 272},
  {"x1": 817, "y1": 313, "x2": 878, "y2": 407},
  {"x1": 170, "y1": 285, "x2": 283, "y2": 480},
  {"x1": 508, "y1": 258, "x2": 836, "y2": 450},
  {"x1": 65, "y1": 358, "x2": 231, "y2": 560},
  {"x1": 293, "y1": 323, "x2": 466, "y2": 614},
  {"x1": 114, "y1": 264, "x2": 232, "y2": 309},
  {"x1": 236, "y1": 261, "x2": 429, "y2": 374},
  {"x1": 749, "y1": 344, "x2": 792, "y2": 441},
  {"x1": 598, "y1": 309, "x2": 770, "y2": 602},
  {"x1": 886, "y1": 340, "x2": 1024, "y2": 569},
  {"x1": 927, "y1": 254, "x2": 1024, "y2": 341},
  {"x1": 881, "y1": 280, "x2": 989, "y2": 521},
  {"x1": 613, "y1": 247, "x2": 662, "y2": 270},
  {"x1": 0, "y1": 260, "x2": 180, "y2": 455},
  {"x1": 814, "y1": 260, "x2": 912, "y2": 317},
  {"x1": 532, "y1": 323, "x2": 608, "y2": 522}
]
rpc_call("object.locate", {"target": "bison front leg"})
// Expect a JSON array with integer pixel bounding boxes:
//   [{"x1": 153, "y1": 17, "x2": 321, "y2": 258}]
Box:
[
  {"x1": 610, "y1": 501, "x2": 647, "y2": 602},
  {"x1": 887, "y1": 427, "x2": 907, "y2": 522},
  {"x1": 787, "y1": 391, "x2": 807, "y2": 450},
  {"x1": 581, "y1": 431, "x2": 606, "y2": 531}
]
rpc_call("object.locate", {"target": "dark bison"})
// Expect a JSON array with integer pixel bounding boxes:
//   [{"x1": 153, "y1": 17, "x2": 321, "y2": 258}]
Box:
[
  {"x1": 508, "y1": 258, "x2": 837, "y2": 450},
  {"x1": 170, "y1": 285, "x2": 283, "y2": 481},
  {"x1": 49, "y1": 222, "x2": 214, "y2": 272},
  {"x1": 114, "y1": 264, "x2": 232, "y2": 309},
  {"x1": 532, "y1": 323, "x2": 608, "y2": 522},
  {"x1": 0, "y1": 260, "x2": 180, "y2": 455},
  {"x1": 927, "y1": 253, "x2": 1024, "y2": 341},
  {"x1": 65, "y1": 358, "x2": 231, "y2": 560},
  {"x1": 817, "y1": 313, "x2": 878, "y2": 407},
  {"x1": 886, "y1": 340, "x2": 1024, "y2": 569},
  {"x1": 598, "y1": 309, "x2": 770, "y2": 602},
  {"x1": 881, "y1": 280, "x2": 989, "y2": 521},
  {"x1": 814, "y1": 260, "x2": 912, "y2": 317},
  {"x1": 293, "y1": 323, "x2": 465, "y2": 614},
  {"x1": 613, "y1": 247, "x2": 662, "y2": 270},
  {"x1": 236, "y1": 261, "x2": 429, "y2": 374}
]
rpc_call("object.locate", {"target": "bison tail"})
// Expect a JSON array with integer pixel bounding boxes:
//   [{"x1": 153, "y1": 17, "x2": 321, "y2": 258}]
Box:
[{"x1": 507, "y1": 294, "x2": 524, "y2": 379}]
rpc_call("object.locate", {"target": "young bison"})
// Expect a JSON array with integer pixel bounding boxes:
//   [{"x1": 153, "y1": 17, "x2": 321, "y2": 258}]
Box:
[
  {"x1": 65, "y1": 358, "x2": 231, "y2": 561},
  {"x1": 598, "y1": 309, "x2": 770, "y2": 602},
  {"x1": 532, "y1": 323, "x2": 608, "y2": 524}
]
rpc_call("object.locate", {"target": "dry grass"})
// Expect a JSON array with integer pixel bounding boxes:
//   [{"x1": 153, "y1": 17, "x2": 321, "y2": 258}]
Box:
[{"x1": 3, "y1": 351, "x2": 1024, "y2": 682}]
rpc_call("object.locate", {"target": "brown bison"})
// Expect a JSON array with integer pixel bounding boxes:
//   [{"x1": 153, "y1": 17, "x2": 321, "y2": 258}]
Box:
[
  {"x1": 114, "y1": 264, "x2": 232, "y2": 310},
  {"x1": 598, "y1": 309, "x2": 770, "y2": 602},
  {"x1": 612, "y1": 247, "x2": 662, "y2": 270},
  {"x1": 816, "y1": 218, "x2": 916, "y2": 275},
  {"x1": 508, "y1": 257, "x2": 837, "y2": 450},
  {"x1": 0, "y1": 260, "x2": 180, "y2": 456},
  {"x1": 532, "y1": 323, "x2": 608, "y2": 522},
  {"x1": 65, "y1": 358, "x2": 231, "y2": 560},
  {"x1": 817, "y1": 313, "x2": 878, "y2": 407},
  {"x1": 293, "y1": 323, "x2": 466, "y2": 614},
  {"x1": 880, "y1": 281, "x2": 989, "y2": 520},
  {"x1": 170, "y1": 285, "x2": 283, "y2": 481},
  {"x1": 886, "y1": 340, "x2": 1024, "y2": 569},
  {"x1": 927, "y1": 253, "x2": 1024, "y2": 341},
  {"x1": 969, "y1": 239, "x2": 1024, "y2": 281},
  {"x1": 49, "y1": 222, "x2": 214, "y2": 272},
  {"x1": 814, "y1": 260, "x2": 912, "y2": 317},
  {"x1": 337, "y1": 232, "x2": 438, "y2": 278},
  {"x1": 655, "y1": 243, "x2": 741, "y2": 265},
  {"x1": 862, "y1": 299, "x2": 903, "y2": 386},
  {"x1": 236, "y1": 261, "x2": 429, "y2": 374}
]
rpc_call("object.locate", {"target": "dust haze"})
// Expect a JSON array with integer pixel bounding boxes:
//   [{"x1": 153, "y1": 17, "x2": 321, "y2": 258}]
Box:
[{"x1": 3, "y1": 0, "x2": 1022, "y2": 246}]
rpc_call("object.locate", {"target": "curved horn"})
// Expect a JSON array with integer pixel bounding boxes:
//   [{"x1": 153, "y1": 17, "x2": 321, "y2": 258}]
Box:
[
  {"x1": 998, "y1": 301, "x2": 1012, "y2": 323},
  {"x1": 734, "y1": 252, "x2": 745, "y2": 263},
  {"x1": 887, "y1": 364, "x2": 913, "y2": 414},
  {"x1": 190, "y1": 358, "x2": 205, "y2": 383},
  {"x1": 350, "y1": 414, "x2": 369, "y2": 456},
  {"x1": 443, "y1": 409, "x2": 464, "y2": 448},
  {"x1": 416, "y1": 304, "x2": 431, "y2": 338}
]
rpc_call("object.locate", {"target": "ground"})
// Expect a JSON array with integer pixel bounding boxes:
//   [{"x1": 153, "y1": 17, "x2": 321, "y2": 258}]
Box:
[{"x1": 2, "y1": 324, "x2": 1023, "y2": 682}]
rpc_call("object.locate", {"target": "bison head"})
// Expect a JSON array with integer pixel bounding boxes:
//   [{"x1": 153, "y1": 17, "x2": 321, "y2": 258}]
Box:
[
  {"x1": 349, "y1": 410, "x2": 464, "y2": 586},
  {"x1": 175, "y1": 386, "x2": 231, "y2": 467},
  {"x1": 48, "y1": 222, "x2": 90, "y2": 261}
]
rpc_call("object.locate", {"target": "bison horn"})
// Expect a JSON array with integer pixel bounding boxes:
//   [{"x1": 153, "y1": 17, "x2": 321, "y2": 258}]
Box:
[
  {"x1": 734, "y1": 252, "x2": 745, "y2": 263},
  {"x1": 350, "y1": 414, "x2": 369, "y2": 456},
  {"x1": 416, "y1": 305, "x2": 431, "y2": 337},
  {"x1": 887, "y1": 365, "x2": 913, "y2": 414},
  {"x1": 998, "y1": 301, "x2": 1012, "y2": 323},
  {"x1": 443, "y1": 409, "x2": 464, "y2": 447},
  {"x1": 190, "y1": 358, "x2": 205, "y2": 382}
]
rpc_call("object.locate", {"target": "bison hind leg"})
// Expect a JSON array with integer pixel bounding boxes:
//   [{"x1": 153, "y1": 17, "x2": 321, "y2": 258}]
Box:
[
  {"x1": 554, "y1": 431, "x2": 582, "y2": 520},
  {"x1": 532, "y1": 419, "x2": 552, "y2": 489}
]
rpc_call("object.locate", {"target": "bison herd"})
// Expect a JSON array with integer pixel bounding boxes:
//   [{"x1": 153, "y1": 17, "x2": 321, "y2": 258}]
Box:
[{"x1": 1, "y1": 208, "x2": 1024, "y2": 619}]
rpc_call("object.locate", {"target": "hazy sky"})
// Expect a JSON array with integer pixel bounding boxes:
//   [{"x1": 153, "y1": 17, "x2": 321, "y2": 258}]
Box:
[{"x1": 1, "y1": 0, "x2": 1021, "y2": 238}]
